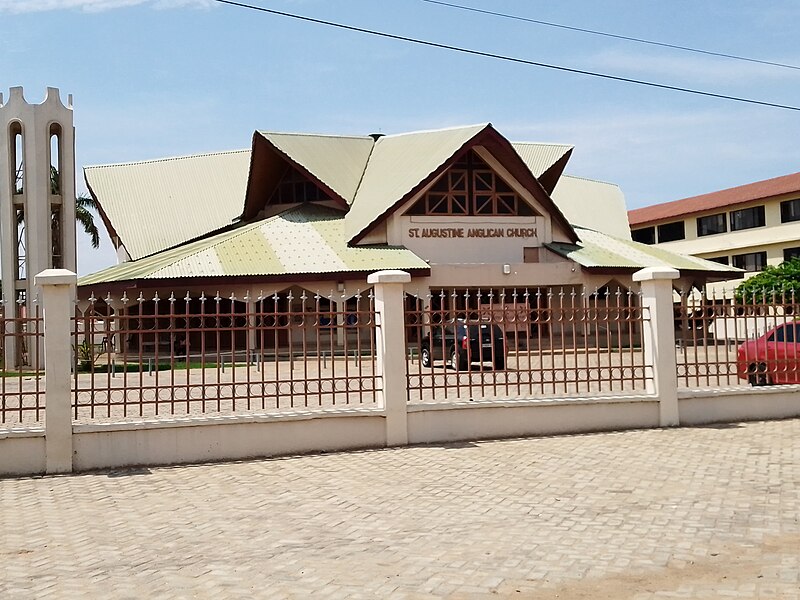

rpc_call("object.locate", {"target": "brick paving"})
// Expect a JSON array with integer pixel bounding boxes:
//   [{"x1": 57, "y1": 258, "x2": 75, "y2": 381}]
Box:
[{"x1": 1, "y1": 419, "x2": 799, "y2": 599}]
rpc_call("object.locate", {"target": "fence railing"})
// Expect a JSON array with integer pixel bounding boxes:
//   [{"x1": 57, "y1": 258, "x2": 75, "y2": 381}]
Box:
[
  {"x1": 405, "y1": 287, "x2": 651, "y2": 402},
  {"x1": 0, "y1": 302, "x2": 45, "y2": 426},
  {"x1": 71, "y1": 291, "x2": 381, "y2": 422},
  {"x1": 676, "y1": 289, "x2": 800, "y2": 388}
]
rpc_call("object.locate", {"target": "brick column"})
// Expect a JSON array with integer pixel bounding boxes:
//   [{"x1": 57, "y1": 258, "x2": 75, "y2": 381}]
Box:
[
  {"x1": 368, "y1": 270, "x2": 410, "y2": 446},
  {"x1": 35, "y1": 268, "x2": 77, "y2": 473},
  {"x1": 633, "y1": 266, "x2": 680, "y2": 427}
]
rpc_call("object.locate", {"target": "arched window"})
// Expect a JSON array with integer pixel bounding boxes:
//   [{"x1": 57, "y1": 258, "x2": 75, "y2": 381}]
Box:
[
  {"x1": 49, "y1": 123, "x2": 62, "y2": 195},
  {"x1": 9, "y1": 121, "x2": 23, "y2": 194}
]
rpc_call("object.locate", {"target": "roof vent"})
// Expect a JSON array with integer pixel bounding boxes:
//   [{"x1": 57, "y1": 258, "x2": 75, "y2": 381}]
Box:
[{"x1": 369, "y1": 133, "x2": 384, "y2": 141}]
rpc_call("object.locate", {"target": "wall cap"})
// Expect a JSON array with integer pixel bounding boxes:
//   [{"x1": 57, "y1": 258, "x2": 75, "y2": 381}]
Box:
[
  {"x1": 367, "y1": 270, "x2": 411, "y2": 285},
  {"x1": 632, "y1": 266, "x2": 680, "y2": 282},
  {"x1": 34, "y1": 269, "x2": 77, "y2": 287}
]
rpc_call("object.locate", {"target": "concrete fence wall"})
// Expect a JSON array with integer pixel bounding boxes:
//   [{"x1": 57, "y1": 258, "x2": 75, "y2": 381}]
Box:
[{"x1": 2, "y1": 267, "x2": 800, "y2": 477}]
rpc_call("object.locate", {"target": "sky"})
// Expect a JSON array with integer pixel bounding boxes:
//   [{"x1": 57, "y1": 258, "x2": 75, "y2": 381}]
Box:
[{"x1": 1, "y1": 0, "x2": 799, "y2": 275}]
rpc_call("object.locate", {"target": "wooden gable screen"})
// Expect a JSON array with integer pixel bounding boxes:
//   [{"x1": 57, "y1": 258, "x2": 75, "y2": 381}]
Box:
[
  {"x1": 267, "y1": 164, "x2": 331, "y2": 206},
  {"x1": 407, "y1": 150, "x2": 537, "y2": 217}
]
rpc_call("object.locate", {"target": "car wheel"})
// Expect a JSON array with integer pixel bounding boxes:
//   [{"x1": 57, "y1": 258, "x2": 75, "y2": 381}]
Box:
[
  {"x1": 421, "y1": 347, "x2": 431, "y2": 368},
  {"x1": 449, "y1": 347, "x2": 459, "y2": 370},
  {"x1": 748, "y1": 362, "x2": 770, "y2": 386},
  {"x1": 449, "y1": 347, "x2": 468, "y2": 371}
]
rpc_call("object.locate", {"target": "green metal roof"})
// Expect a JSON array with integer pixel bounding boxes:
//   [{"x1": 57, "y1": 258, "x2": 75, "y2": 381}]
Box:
[
  {"x1": 547, "y1": 227, "x2": 744, "y2": 272},
  {"x1": 78, "y1": 205, "x2": 429, "y2": 286},
  {"x1": 345, "y1": 124, "x2": 490, "y2": 241},
  {"x1": 84, "y1": 150, "x2": 250, "y2": 261},
  {"x1": 551, "y1": 175, "x2": 632, "y2": 240},
  {"x1": 257, "y1": 132, "x2": 374, "y2": 204}
]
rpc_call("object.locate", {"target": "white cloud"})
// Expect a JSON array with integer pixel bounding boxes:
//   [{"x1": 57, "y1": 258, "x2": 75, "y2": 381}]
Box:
[
  {"x1": 0, "y1": 0, "x2": 210, "y2": 13},
  {"x1": 584, "y1": 49, "x2": 800, "y2": 85}
]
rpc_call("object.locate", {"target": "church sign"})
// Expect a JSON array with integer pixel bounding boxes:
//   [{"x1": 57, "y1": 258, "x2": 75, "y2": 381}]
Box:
[{"x1": 407, "y1": 227, "x2": 538, "y2": 240}]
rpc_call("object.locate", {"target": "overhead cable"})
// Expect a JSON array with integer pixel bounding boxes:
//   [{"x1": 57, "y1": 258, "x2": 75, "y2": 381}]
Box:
[
  {"x1": 212, "y1": 0, "x2": 800, "y2": 112},
  {"x1": 421, "y1": 0, "x2": 800, "y2": 72}
]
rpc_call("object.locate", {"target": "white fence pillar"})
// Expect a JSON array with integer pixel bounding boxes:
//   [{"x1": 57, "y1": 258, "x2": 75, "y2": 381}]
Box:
[
  {"x1": 35, "y1": 268, "x2": 76, "y2": 473},
  {"x1": 633, "y1": 266, "x2": 679, "y2": 427},
  {"x1": 368, "y1": 270, "x2": 410, "y2": 446}
]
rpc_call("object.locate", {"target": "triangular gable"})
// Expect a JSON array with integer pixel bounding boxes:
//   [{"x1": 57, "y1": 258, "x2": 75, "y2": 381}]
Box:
[
  {"x1": 242, "y1": 132, "x2": 374, "y2": 220},
  {"x1": 404, "y1": 149, "x2": 539, "y2": 217},
  {"x1": 346, "y1": 123, "x2": 579, "y2": 244}
]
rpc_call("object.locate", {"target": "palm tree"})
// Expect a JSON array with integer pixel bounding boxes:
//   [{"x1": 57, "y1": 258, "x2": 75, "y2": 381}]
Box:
[
  {"x1": 51, "y1": 165, "x2": 101, "y2": 249},
  {"x1": 75, "y1": 193, "x2": 101, "y2": 248}
]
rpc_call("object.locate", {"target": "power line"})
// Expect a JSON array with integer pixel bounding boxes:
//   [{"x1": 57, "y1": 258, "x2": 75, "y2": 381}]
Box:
[
  {"x1": 421, "y1": 0, "x2": 800, "y2": 72},
  {"x1": 212, "y1": 0, "x2": 800, "y2": 112}
]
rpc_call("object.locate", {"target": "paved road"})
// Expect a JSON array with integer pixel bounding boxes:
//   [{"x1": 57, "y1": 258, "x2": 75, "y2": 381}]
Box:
[{"x1": 2, "y1": 419, "x2": 799, "y2": 599}]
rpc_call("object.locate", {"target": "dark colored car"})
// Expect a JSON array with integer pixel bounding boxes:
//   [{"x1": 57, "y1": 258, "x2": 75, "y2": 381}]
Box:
[
  {"x1": 737, "y1": 321, "x2": 800, "y2": 385},
  {"x1": 420, "y1": 320, "x2": 505, "y2": 370}
]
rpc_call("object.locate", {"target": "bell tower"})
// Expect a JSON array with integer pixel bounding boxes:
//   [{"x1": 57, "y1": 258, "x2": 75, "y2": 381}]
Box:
[{"x1": 0, "y1": 87, "x2": 76, "y2": 366}]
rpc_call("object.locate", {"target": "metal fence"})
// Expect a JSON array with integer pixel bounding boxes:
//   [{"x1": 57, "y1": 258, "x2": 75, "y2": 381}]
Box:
[
  {"x1": 405, "y1": 287, "x2": 652, "y2": 402},
  {"x1": 71, "y1": 291, "x2": 381, "y2": 422},
  {"x1": 0, "y1": 301, "x2": 45, "y2": 426},
  {"x1": 676, "y1": 288, "x2": 800, "y2": 388}
]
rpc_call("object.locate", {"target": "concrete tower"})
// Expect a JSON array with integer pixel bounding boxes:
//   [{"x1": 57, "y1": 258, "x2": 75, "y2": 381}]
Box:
[{"x1": 1, "y1": 87, "x2": 76, "y2": 367}]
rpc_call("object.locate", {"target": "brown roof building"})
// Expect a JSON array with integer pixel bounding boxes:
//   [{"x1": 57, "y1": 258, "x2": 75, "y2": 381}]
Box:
[{"x1": 628, "y1": 172, "x2": 800, "y2": 281}]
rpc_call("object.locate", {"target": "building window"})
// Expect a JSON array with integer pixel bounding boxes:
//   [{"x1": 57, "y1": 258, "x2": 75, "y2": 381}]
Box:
[
  {"x1": 783, "y1": 247, "x2": 800, "y2": 262},
  {"x1": 406, "y1": 150, "x2": 535, "y2": 217},
  {"x1": 707, "y1": 256, "x2": 729, "y2": 265},
  {"x1": 732, "y1": 251, "x2": 767, "y2": 272},
  {"x1": 631, "y1": 227, "x2": 655, "y2": 245},
  {"x1": 780, "y1": 199, "x2": 800, "y2": 223},
  {"x1": 696, "y1": 213, "x2": 727, "y2": 237},
  {"x1": 730, "y1": 206, "x2": 765, "y2": 231},
  {"x1": 657, "y1": 221, "x2": 685, "y2": 243}
]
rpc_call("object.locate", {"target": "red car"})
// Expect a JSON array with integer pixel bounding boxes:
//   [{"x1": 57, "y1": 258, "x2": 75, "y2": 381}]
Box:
[{"x1": 737, "y1": 322, "x2": 800, "y2": 385}]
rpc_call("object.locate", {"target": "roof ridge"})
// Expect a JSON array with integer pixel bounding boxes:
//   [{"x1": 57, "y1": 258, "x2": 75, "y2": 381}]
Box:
[
  {"x1": 85, "y1": 149, "x2": 250, "y2": 169},
  {"x1": 258, "y1": 131, "x2": 371, "y2": 141},
  {"x1": 663, "y1": 170, "x2": 800, "y2": 204},
  {"x1": 560, "y1": 173, "x2": 619, "y2": 187},
  {"x1": 511, "y1": 141, "x2": 574, "y2": 148},
  {"x1": 378, "y1": 122, "x2": 490, "y2": 140}
]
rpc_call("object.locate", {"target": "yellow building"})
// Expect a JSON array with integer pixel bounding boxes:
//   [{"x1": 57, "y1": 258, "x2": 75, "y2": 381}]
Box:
[{"x1": 629, "y1": 172, "x2": 800, "y2": 287}]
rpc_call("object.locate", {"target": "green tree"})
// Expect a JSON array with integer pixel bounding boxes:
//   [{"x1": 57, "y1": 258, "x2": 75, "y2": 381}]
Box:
[{"x1": 735, "y1": 257, "x2": 800, "y2": 302}]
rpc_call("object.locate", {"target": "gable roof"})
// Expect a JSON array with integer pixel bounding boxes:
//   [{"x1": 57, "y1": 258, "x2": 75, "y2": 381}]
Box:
[
  {"x1": 86, "y1": 125, "x2": 593, "y2": 267},
  {"x1": 84, "y1": 150, "x2": 250, "y2": 261},
  {"x1": 547, "y1": 226, "x2": 742, "y2": 274},
  {"x1": 77, "y1": 204, "x2": 429, "y2": 287},
  {"x1": 344, "y1": 124, "x2": 489, "y2": 242},
  {"x1": 629, "y1": 171, "x2": 800, "y2": 226},
  {"x1": 243, "y1": 132, "x2": 375, "y2": 218},
  {"x1": 345, "y1": 123, "x2": 579, "y2": 244}
]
